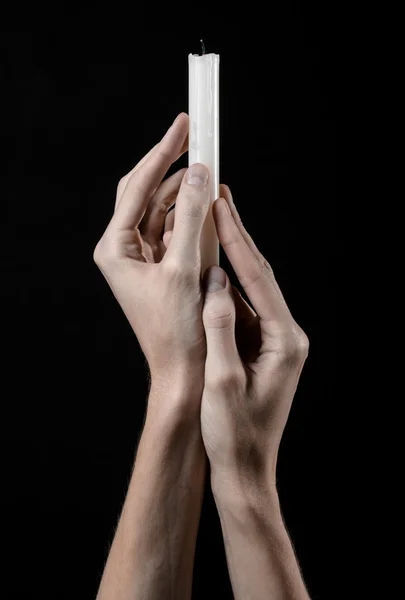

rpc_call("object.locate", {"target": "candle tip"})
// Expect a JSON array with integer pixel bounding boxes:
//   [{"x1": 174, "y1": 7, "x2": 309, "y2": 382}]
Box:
[{"x1": 200, "y1": 39, "x2": 205, "y2": 55}]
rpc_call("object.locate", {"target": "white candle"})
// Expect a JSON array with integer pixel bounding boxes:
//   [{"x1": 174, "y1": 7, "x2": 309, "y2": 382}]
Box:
[{"x1": 188, "y1": 48, "x2": 220, "y2": 275}]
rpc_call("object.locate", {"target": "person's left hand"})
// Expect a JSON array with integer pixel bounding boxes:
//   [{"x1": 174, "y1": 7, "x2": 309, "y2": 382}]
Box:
[{"x1": 93, "y1": 113, "x2": 211, "y2": 418}]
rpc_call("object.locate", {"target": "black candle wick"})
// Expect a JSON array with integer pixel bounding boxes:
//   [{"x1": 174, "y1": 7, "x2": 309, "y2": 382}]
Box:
[{"x1": 200, "y1": 39, "x2": 205, "y2": 55}]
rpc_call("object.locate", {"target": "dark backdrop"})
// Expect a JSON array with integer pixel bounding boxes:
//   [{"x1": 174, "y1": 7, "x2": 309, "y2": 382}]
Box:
[{"x1": 1, "y1": 10, "x2": 336, "y2": 600}]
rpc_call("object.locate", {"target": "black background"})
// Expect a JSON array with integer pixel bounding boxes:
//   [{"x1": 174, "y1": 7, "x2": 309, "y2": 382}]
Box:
[{"x1": 1, "y1": 9, "x2": 336, "y2": 600}]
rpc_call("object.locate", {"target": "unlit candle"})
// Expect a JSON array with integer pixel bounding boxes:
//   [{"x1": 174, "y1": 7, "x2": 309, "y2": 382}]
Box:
[{"x1": 188, "y1": 49, "x2": 220, "y2": 275}]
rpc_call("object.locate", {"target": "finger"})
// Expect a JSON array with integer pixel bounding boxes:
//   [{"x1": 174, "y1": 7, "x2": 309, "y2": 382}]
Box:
[
  {"x1": 139, "y1": 168, "x2": 186, "y2": 243},
  {"x1": 220, "y1": 184, "x2": 288, "y2": 309},
  {"x1": 115, "y1": 143, "x2": 158, "y2": 211},
  {"x1": 115, "y1": 134, "x2": 188, "y2": 212},
  {"x1": 231, "y1": 285, "x2": 257, "y2": 322},
  {"x1": 164, "y1": 207, "x2": 175, "y2": 234},
  {"x1": 111, "y1": 112, "x2": 189, "y2": 230},
  {"x1": 162, "y1": 209, "x2": 175, "y2": 248},
  {"x1": 202, "y1": 266, "x2": 242, "y2": 384},
  {"x1": 163, "y1": 230, "x2": 172, "y2": 248},
  {"x1": 163, "y1": 163, "x2": 210, "y2": 268},
  {"x1": 212, "y1": 197, "x2": 291, "y2": 323},
  {"x1": 220, "y1": 184, "x2": 264, "y2": 264}
]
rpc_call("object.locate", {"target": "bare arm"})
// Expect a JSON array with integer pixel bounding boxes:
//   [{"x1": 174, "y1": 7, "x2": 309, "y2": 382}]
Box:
[
  {"x1": 96, "y1": 386, "x2": 206, "y2": 600},
  {"x1": 192, "y1": 184, "x2": 311, "y2": 599},
  {"x1": 93, "y1": 114, "x2": 212, "y2": 599},
  {"x1": 212, "y1": 476, "x2": 310, "y2": 600}
]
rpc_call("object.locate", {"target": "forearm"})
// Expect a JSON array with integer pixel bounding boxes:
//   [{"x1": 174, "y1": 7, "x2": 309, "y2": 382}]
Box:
[
  {"x1": 97, "y1": 386, "x2": 206, "y2": 600},
  {"x1": 212, "y1": 474, "x2": 310, "y2": 600}
]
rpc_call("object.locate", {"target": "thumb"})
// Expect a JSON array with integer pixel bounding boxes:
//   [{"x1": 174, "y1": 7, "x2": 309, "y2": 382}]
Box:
[
  {"x1": 202, "y1": 265, "x2": 240, "y2": 381},
  {"x1": 163, "y1": 163, "x2": 210, "y2": 268}
]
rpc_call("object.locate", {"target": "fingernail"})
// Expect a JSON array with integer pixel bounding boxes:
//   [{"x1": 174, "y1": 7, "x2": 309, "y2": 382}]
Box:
[
  {"x1": 204, "y1": 265, "x2": 226, "y2": 292},
  {"x1": 186, "y1": 163, "x2": 209, "y2": 186}
]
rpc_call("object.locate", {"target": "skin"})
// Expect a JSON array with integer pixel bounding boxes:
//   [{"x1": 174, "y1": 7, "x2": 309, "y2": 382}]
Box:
[
  {"x1": 94, "y1": 114, "x2": 209, "y2": 414},
  {"x1": 94, "y1": 112, "x2": 310, "y2": 599}
]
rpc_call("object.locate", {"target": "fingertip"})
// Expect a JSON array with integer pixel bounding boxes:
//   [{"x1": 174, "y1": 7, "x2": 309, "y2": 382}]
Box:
[
  {"x1": 163, "y1": 230, "x2": 172, "y2": 248},
  {"x1": 212, "y1": 197, "x2": 234, "y2": 247},
  {"x1": 168, "y1": 113, "x2": 189, "y2": 143},
  {"x1": 212, "y1": 198, "x2": 221, "y2": 224},
  {"x1": 180, "y1": 135, "x2": 189, "y2": 155},
  {"x1": 170, "y1": 167, "x2": 187, "y2": 184},
  {"x1": 173, "y1": 112, "x2": 189, "y2": 128},
  {"x1": 214, "y1": 197, "x2": 231, "y2": 216},
  {"x1": 220, "y1": 183, "x2": 233, "y2": 203}
]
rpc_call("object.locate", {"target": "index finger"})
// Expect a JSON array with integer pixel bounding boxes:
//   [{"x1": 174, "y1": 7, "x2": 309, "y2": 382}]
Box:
[
  {"x1": 213, "y1": 197, "x2": 291, "y2": 324},
  {"x1": 115, "y1": 134, "x2": 188, "y2": 212},
  {"x1": 220, "y1": 184, "x2": 290, "y2": 313},
  {"x1": 111, "y1": 113, "x2": 189, "y2": 231}
]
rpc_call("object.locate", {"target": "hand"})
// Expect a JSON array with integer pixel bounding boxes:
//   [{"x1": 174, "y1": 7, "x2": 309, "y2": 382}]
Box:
[
  {"x1": 93, "y1": 113, "x2": 212, "y2": 417},
  {"x1": 197, "y1": 185, "x2": 309, "y2": 492}
]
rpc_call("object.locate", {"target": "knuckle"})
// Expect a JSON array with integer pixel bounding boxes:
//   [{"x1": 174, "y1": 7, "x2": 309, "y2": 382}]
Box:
[
  {"x1": 206, "y1": 368, "x2": 243, "y2": 392},
  {"x1": 275, "y1": 325, "x2": 309, "y2": 365},
  {"x1": 261, "y1": 256, "x2": 273, "y2": 277},
  {"x1": 163, "y1": 257, "x2": 196, "y2": 282},
  {"x1": 117, "y1": 176, "x2": 127, "y2": 194},
  {"x1": 203, "y1": 308, "x2": 234, "y2": 331},
  {"x1": 179, "y1": 187, "x2": 209, "y2": 217},
  {"x1": 131, "y1": 179, "x2": 149, "y2": 198},
  {"x1": 220, "y1": 230, "x2": 239, "y2": 250},
  {"x1": 157, "y1": 146, "x2": 172, "y2": 161},
  {"x1": 93, "y1": 233, "x2": 119, "y2": 268},
  {"x1": 296, "y1": 327, "x2": 310, "y2": 357},
  {"x1": 93, "y1": 242, "x2": 102, "y2": 266},
  {"x1": 181, "y1": 199, "x2": 207, "y2": 220},
  {"x1": 155, "y1": 200, "x2": 170, "y2": 216},
  {"x1": 276, "y1": 341, "x2": 300, "y2": 365},
  {"x1": 121, "y1": 172, "x2": 148, "y2": 199},
  {"x1": 238, "y1": 257, "x2": 269, "y2": 289}
]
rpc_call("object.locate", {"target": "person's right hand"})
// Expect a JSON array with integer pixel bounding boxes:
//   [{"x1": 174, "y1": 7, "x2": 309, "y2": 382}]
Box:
[{"x1": 198, "y1": 185, "x2": 309, "y2": 496}]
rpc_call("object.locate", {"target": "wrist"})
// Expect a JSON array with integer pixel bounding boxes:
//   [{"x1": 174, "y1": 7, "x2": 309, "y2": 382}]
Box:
[
  {"x1": 211, "y1": 468, "x2": 280, "y2": 519},
  {"x1": 149, "y1": 361, "x2": 204, "y2": 392},
  {"x1": 140, "y1": 400, "x2": 206, "y2": 478},
  {"x1": 147, "y1": 371, "x2": 204, "y2": 426},
  {"x1": 209, "y1": 444, "x2": 278, "y2": 502},
  {"x1": 212, "y1": 481, "x2": 283, "y2": 542}
]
